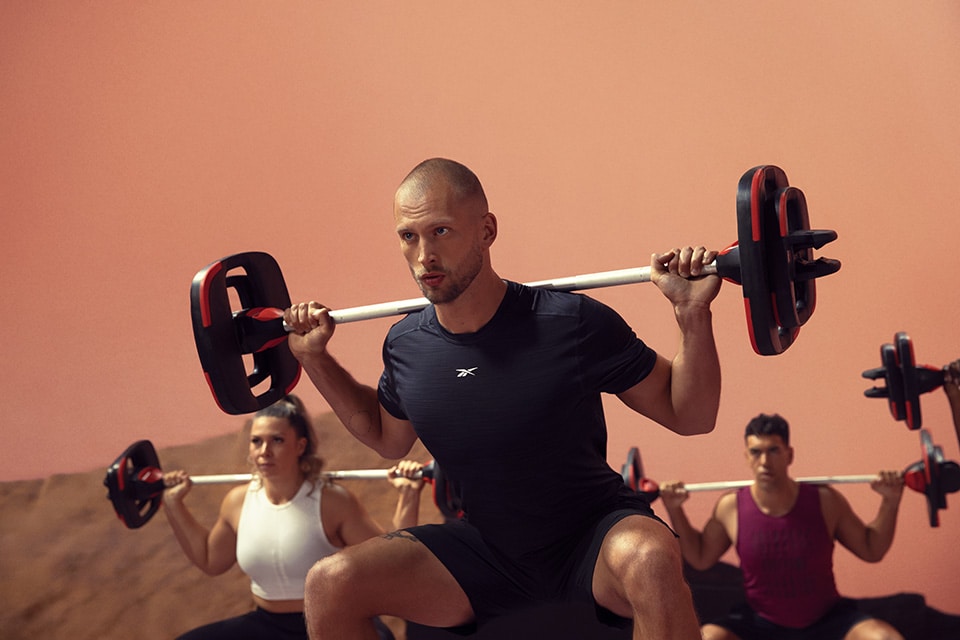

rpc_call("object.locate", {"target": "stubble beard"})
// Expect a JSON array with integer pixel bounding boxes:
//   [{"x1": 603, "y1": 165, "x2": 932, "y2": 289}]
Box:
[{"x1": 416, "y1": 244, "x2": 484, "y2": 305}]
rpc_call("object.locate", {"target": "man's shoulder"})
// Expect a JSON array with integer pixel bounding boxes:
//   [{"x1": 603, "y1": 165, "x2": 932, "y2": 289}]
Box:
[
  {"x1": 384, "y1": 306, "x2": 437, "y2": 340},
  {"x1": 513, "y1": 281, "x2": 617, "y2": 319},
  {"x1": 716, "y1": 490, "x2": 739, "y2": 514}
]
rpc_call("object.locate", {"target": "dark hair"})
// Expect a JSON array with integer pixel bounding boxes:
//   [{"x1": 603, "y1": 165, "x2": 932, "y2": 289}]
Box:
[
  {"x1": 744, "y1": 413, "x2": 790, "y2": 445},
  {"x1": 402, "y1": 158, "x2": 488, "y2": 211},
  {"x1": 253, "y1": 394, "x2": 325, "y2": 483}
]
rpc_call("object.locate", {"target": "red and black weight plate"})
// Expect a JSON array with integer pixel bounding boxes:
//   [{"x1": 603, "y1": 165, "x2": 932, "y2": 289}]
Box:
[
  {"x1": 190, "y1": 252, "x2": 301, "y2": 415},
  {"x1": 620, "y1": 447, "x2": 644, "y2": 492},
  {"x1": 919, "y1": 430, "x2": 945, "y2": 527},
  {"x1": 103, "y1": 439, "x2": 164, "y2": 529},
  {"x1": 915, "y1": 429, "x2": 960, "y2": 528},
  {"x1": 736, "y1": 166, "x2": 841, "y2": 356},
  {"x1": 862, "y1": 341, "x2": 906, "y2": 423},
  {"x1": 896, "y1": 332, "x2": 923, "y2": 430},
  {"x1": 429, "y1": 462, "x2": 463, "y2": 521}
]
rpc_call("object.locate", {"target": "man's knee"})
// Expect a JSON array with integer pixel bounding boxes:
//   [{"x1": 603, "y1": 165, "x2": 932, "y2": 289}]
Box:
[
  {"x1": 305, "y1": 554, "x2": 353, "y2": 607},
  {"x1": 599, "y1": 518, "x2": 689, "y2": 608},
  {"x1": 845, "y1": 618, "x2": 905, "y2": 640},
  {"x1": 701, "y1": 623, "x2": 740, "y2": 640},
  {"x1": 612, "y1": 522, "x2": 684, "y2": 585}
]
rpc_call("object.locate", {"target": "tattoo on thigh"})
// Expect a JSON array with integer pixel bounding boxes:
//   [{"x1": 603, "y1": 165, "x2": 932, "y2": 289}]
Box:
[{"x1": 383, "y1": 530, "x2": 420, "y2": 543}]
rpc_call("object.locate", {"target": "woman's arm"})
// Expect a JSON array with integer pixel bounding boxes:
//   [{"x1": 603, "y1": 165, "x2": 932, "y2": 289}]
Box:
[{"x1": 162, "y1": 472, "x2": 242, "y2": 575}]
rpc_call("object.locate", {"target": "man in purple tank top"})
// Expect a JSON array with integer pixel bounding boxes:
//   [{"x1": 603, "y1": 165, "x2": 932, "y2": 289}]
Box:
[{"x1": 660, "y1": 413, "x2": 905, "y2": 640}]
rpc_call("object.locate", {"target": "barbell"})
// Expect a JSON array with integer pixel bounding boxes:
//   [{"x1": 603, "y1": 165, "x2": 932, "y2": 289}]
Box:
[
  {"x1": 620, "y1": 429, "x2": 960, "y2": 527},
  {"x1": 103, "y1": 439, "x2": 462, "y2": 529},
  {"x1": 862, "y1": 331, "x2": 946, "y2": 431},
  {"x1": 190, "y1": 165, "x2": 842, "y2": 415}
]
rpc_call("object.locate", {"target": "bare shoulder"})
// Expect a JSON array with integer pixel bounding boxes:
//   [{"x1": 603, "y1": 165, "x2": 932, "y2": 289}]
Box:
[
  {"x1": 816, "y1": 484, "x2": 851, "y2": 532},
  {"x1": 715, "y1": 491, "x2": 738, "y2": 516},
  {"x1": 320, "y1": 481, "x2": 361, "y2": 514},
  {"x1": 219, "y1": 484, "x2": 248, "y2": 528},
  {"x1": 817, "y1": 483, "x2": 848, "y2": 508},
  {"x1": 713, "y1": 491, "x2": 738, "y2": 528},
  {"x1": 319, "y1": 481, "x2": 376, "y2": 546}
]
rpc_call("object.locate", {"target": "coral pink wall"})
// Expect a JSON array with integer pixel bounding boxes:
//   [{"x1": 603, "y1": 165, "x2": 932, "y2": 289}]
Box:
[{"x1": 2, "y1": 1, "x2": 958, "y2": 613}]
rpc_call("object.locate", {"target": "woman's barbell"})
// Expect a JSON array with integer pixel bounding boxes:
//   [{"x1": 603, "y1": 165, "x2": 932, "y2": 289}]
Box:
[
  {"x1": 190, "y1": 165, "x2": 842, "y2": 416},
  {"x1": 620, "y1": 429, "x2": 960, "y2": 528},
  {"x1": 103, "y1": 439, "x2": 462, "y2": 529}
]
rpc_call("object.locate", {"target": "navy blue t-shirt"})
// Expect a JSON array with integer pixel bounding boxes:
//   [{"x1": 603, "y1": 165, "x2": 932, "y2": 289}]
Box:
[{"x1": 378, "y1": 281, "x2": 657, "y2": 559}]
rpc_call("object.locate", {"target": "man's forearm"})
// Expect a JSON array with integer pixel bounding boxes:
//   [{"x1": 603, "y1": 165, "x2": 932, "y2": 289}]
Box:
[
  {"x1": 670, "y1": 307, "x2": 721, "y2": 435},
  {"x1": 864, "y1": 496, "x2": 901, "y2": 561},
  {"x1": 392, "y1": 486, "x2": 422, "y2": 530},
  {"x1": 663, "y1": 504, "x2": 710, "y2": 570},
  {"x1": 945, "y1": 387, "x2": 960, "y2": 444}
]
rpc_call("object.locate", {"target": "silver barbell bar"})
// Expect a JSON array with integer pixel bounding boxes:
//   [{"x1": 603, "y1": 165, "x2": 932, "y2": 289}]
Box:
[
  {"x1": 322, "y1": 264, "x2": 720, "y2": 325},
  {"x1": 676, "y1": 474, "x2": 882, "y2": 493},
  {"x1": 185, "y1": 468, "x2": 419, "y2": 485}
]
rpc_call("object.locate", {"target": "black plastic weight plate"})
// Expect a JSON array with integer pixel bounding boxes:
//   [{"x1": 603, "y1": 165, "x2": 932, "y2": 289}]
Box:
[
  {"x1": 920, "y1": 429, "x2": 945, "y2": 527},
  {"x1": 429, "y1": 463, "x2": 463, "y2": 521},
  {"x1": 736, "y1": 166, "x2": 800, "y2": 356},
  {"x1": 620, "y1": 447, "x2": 644, "y2": 492},
  {"x1": 896, "y1": 332, "x2": 923, "y2": 430},
  {"x1": 883, "y1": 343, "x2": 907, "y2": 422},
  {"x1": 863, "y1": 332, "x2": 948, "y2": 431},
  {"x1": 862, "y1": 341, "x2": 909, "y2": 424},
  {"x1": 191, "y1": 252, "x2": 302, "y2": 415},
  {"x1": 103, "y1": 439, "x2": 163, "y2": 529},
  {"x1": 735, "y1": 166, "x2": 841, "y2": 356},
  {"x1": 916, "y1": 429, "x2": 960, "y2": 528},
  {"x1": 771, "y1": 186, "x2": 817, "y2": 329}
]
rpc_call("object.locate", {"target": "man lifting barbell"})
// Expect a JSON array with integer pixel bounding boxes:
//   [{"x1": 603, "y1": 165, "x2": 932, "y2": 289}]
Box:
[
  {"x1": 186, "y1": 159, "x2": 839, "y2": 638},
  {"x1": 270, "y1": 157, "x2": 840, "y2": 640},
  {"x1": 189, "y1": 162, "x2": 840, "y2": 417},
  {"x1": 658, "y1": 413, "x2": 906, "y2": 640}
]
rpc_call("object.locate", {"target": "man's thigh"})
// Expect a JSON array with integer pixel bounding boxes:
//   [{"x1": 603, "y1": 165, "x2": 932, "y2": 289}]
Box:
[{"x1": 321, "y1": 529, "x2": 475, "y2": 629}]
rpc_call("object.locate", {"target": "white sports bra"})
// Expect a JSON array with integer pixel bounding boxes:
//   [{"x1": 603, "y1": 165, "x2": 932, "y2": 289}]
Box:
[{"x1": 236, "y1": 480, "x2": 340, "y2": 600}]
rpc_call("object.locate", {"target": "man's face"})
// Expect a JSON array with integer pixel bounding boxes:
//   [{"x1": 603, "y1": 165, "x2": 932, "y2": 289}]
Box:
[
  {"x1": 744, "y1": 434, "x2": 793, "y2": 484},
  {"x1": 394, "y1": 181, "x2": 490, "y2": 304}
]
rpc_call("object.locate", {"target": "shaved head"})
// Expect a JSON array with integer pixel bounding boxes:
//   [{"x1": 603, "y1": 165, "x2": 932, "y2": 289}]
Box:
[{"x1": 397, "y1": 158, "x2": 488, "y2": 214}]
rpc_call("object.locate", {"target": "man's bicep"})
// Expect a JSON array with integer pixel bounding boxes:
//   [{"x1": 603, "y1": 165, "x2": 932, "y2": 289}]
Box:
[
  {"x1": 700, "y1": 516, "x2": 733, "y2": 564},
  {"x1": 699, "y1": 495, "x2": 736, "y2": 564}
]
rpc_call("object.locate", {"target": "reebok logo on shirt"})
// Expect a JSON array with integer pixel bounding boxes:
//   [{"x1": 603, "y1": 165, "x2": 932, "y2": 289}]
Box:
[{"x1": 456, "y1": 367, "x2": 478, "y2": 378}]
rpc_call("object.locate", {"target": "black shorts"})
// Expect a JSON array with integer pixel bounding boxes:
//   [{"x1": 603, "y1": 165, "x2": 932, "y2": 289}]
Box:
[
  {"x1": 707, "y1": 598, "x2": 873, "y2": 640},
  {"x1": 175, "y1": 607, "x2": 395, "y2": 640},
  {"x1": 406, "y1": 500, "x2": 668, "y2": 628}
]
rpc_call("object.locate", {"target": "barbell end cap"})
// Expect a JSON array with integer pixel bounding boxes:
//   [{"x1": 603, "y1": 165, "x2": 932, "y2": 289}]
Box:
[
  {"x1": 916, "y1": 367, "x2": 947, "y2": 394},
  {"x1": 940, "y1": 461, "x2": 960, "y2": 494},
  {"x1": 714, "y1": 244, "x2": 742, "y2": 284}
]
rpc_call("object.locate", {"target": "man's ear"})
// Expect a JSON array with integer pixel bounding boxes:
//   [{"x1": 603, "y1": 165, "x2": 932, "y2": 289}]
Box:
[{"x1": 482, "y1": 212, "x2": 498, "y2": 246}]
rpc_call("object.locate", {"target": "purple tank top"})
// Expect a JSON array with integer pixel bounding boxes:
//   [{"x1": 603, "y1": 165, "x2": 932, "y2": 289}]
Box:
[{"x1": 736, "y1": 483, "x2": 840, "y2": 628}]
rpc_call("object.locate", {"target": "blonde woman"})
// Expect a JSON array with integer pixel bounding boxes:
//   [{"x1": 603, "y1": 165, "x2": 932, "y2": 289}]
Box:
[{"x1": 163, "y1": 395, "x2": 406, "y2": 639}]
